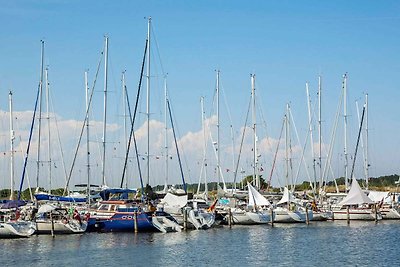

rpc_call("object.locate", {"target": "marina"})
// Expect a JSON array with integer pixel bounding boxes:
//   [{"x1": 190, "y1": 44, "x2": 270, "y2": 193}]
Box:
[
  {"x1": 1, "y1": 221, "x2": 400, "y2": 266},
  {"x1": 1, "y1": 1, "x2": 400, "y2": 266}
]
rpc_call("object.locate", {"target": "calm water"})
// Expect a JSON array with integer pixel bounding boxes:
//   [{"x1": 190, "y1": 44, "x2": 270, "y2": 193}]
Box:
[{"x1": 1, "y1": 221, "x2": 400, "y2": 266}]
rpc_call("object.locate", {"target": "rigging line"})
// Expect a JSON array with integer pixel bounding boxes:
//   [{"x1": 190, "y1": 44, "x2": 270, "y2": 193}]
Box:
[
  {"x1": 321, "y1": 81, "x2": 345, "y2": 190},
  {"x1": 120, "y1": 38, "x2": 148, "y2": 198},
  {"x1": 17, "y1": 69, "x2": 41, "y2": 200},
  {"x1": 267, "y1": 115, "x2": 285, "y2": 191},
  {"x1": 49, "y1": 84, "x2": 69, "y2": 187},
  {"x1": 289, "y1": 107, "x2": 313, "y2": 187},
  {"x1": 167, "y1": 96, "x2": 192, "y2": 185},
  {"x1": 233, "y1": 95, "x2": 251, "y2": 185},
  {"x1": 63, "y1": 49, "x2": 104, "y2": 195},
  {"x1": 350, "y1": 105, "x2": 366, "y2": 180},
  {"x1": 167, "y1": 99, "x2": 186, "y2": 193},
  {"x1": 119, "y1": 73, "x2": 144, "y2": 190},
  {"x1": 150, "y1": 23, "x2": 166, "y2": 76}
]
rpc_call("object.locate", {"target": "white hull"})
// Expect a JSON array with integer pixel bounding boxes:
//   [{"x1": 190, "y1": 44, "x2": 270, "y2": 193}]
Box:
[
  {"x1": 152, "y1": 216, "x2": 182, "y2": 233},
  {"x1": 311, "y1": 211, "x2": 333, "y2": 221},
  {"x1": 188, "y1": 209, "x2": 215, "y2": 229},
  {"x1": 36, "y1": 219, "x2": 87, "y2": 234},
  {"x1": 246, "y1": 211, "x2": 271, "y2": 224},
  {"x1": 230, "y1": 209, "x2": 271, "y2": 225},
  {"x1": 0, "y1": 221, "x2": 36, "y2": 238},
  {"x1": 230, "y1": 209, "x2": 254, "y2": 225},
  {"x1": 273, "y1": 208, "x2": 313, "y2": 223},
  {"x1": 380, "y1": 207, "x2": 400, "y2": 219},
  {"x1": 332, "y1": 208, "x2": 382, "y2": 221}
]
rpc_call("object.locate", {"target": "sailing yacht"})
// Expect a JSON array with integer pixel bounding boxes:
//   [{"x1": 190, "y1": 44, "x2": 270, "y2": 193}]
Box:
[
  {"x1": 332, "y1": 178, "x2": 382, "y2": 220},
  {"x1": 273, "y1": 187, "x2": 313, "y2": 223}
]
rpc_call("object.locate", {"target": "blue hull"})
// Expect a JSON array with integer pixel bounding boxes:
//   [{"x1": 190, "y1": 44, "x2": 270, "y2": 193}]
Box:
[{"x1": 87, "y1": 211, "x2": 172, "y2": 232}]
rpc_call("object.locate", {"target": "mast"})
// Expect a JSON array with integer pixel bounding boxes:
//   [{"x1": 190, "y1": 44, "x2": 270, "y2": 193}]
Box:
[
  {"x1": 343, "y1": 73, "x2": 349, "y2": 191},
  {"x1": 101, "y1": 36, "x2": 109, "y2": 186},
  {"x1": 201, "y1": 96, "x2": 208, "y2": 195},
  {"x1": 216, "y1": 70, "x2": 221, "y2": 188},
  {"x1": 306, "y1": 82, "x2": 317, "y2": 196},
  {"x1": 9, "y1": 91, "x2": 15, "y2": 200},
  {"x1": 36, "y1": 40, "x2": 45, "y2": 189},
  {"x1": 163, "y1": 76, "x2": 169, "y2": 192},
  {"x1": 285, "y1": 104, "x2": 290, "y2": 189},
  {"x1": 364, "y1": 94, "x2": 369, "y2": 189},
  {"x1": 146, "y1": 16, "x2": 151, "y2": 186},
  {"x1": 45, "y1": 67, "x2": 52, "y2": 194},
  {"x1": 318, "y1": 76, "x2": 322, "y2": 191},
  {"x1": 85, "y1": 70, "x2": 91, "y2": 204},
  {"x1": 122, "y1": 71, "x2": 128, "y2": 188},
  {"x1": 251, "y1": 74, "x2": 259, "y2": 189}
]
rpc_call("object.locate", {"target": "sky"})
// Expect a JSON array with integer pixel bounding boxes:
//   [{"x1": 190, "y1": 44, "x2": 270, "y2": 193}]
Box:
[{"x1": 0, "y1": 1, "x2": 400, "y2": 191}]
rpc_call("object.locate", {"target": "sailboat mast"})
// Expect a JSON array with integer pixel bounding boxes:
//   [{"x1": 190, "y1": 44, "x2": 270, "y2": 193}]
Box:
[
  {"x1": 36, "y1": 40, "x2": 45, "y2": 189},
  {"x1": 101, "y1": 36, "x2": 109, "y2": 186},
  {"x1": 216, "y1": 70, "x2": 221, "y2": 187},
  {"x1": 343, "y1": 73, "x2": 349, "y2": 191},
  {"x1": 85, "y1": 70, "x2": 91, "y2": 204},
  {"x1": 285, "y1": 104, "x2": 289, "y2": 189},
  {"x1": 364, "y1": 94, "x2": 369, "y2": 189},
  {"x1": 318, "y1": 76, "x2": 322, "y2": 190},
  {"x1": 122, "y1": 71, "x2": 128, "y2": 188},
  {"x1": 306, "y1": 82, "x2": 317, "y2": 196},
  {"x1": 251, "y1": 74, "x2": 259, "y2": 189},
  {"x1": 9, "y1": 91, "x2": 15, "y2": 200},
  {"x1": 146, "y1": 17, "x2": 151, "y2": 186},
  {"x1": 201, "y1": 96, "x2": 208, "y2": 195},
  {"x1": 164, "y1": 76, "x2": 169, "y2": 192},
  {"x1": 45, "y1": 67, "x2": 52, "y2": 194}
]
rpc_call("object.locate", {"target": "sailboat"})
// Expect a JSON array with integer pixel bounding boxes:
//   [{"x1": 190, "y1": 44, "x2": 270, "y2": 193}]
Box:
[
  {"x1": 332, "y1": 177, "x2": 381, "y2": 220},
  {"x1": 0, "y1": 92, "x2": 36, "y2": 238},
  {"x1": 273, "y1": 187, "x2": 313, "y2": 223}
]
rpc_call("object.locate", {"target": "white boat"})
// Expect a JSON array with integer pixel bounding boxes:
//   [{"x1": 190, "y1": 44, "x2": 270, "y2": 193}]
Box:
[
  {"x1": 159, "y1": 193, "x2": 215, "y2": 229},
  {"x1": 229, "y1": 183, "x2": 272, "y2": 225},
  {"x1": 274, "y1": 188, "x2": 313, "y2": 223},
  {"x1": 0, "y1": 221, "x2": 36, "y2": 238},
  {"x1": 332, "y1": 178, "x2": 382, "y2": 221},
  {"x1": 35, "y1": 204, "x2": 87, "y2": 234},
  {"x1": 368, "y1": 191, "x2": 400, "y2": 220},
  {"x1": 150, "y1": 214, "x2": 182, "y2": 233}
]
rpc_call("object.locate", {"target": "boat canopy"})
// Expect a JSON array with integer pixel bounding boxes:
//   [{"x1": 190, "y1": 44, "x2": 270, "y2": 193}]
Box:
[
  {"x1": 368, "y1": 191, "x2": 390, "y2": 203},
  {"x1": 99, "y1": 188, "x2": 137, "y2": 200},
  {"x1": 38, "y1": 203, "x2": 57, "y2": 213},
  {"x1": 160, "y1": 193, "x2": 188, "y2": 213},
  {"x1": 339, "y1": 178, "x2": 374, "y2": 206}
]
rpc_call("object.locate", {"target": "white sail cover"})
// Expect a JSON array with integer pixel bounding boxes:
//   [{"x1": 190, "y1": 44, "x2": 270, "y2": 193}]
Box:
[
  {"x1": 38, "y1": 203, "x2": 57, "y2": 213},
  {"x1": 160, "y1": 193, "x2": 188, "y2": 213},
  {"x1": 277, "y1": 187, "x2": 296, "y2": 205},
  {"x1": 247, "y1": 183, "x2": 271, "y2": 207},
  {"x1": 339, "y1": 178, "x2": 374, "y2": 206},
  {"x1": 368, "y1": 191, "x2": 390, "y2": 203}
]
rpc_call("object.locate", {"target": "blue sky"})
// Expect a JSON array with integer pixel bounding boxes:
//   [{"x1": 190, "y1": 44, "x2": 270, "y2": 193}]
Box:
[{"x1": 0, "y1": 1, "x2": 400, "y2": 189}]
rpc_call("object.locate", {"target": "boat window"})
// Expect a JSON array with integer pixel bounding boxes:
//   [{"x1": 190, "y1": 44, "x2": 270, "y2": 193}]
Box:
[
  {"x1": 98, "y1": 204, "x2": 108, "y2": 211},
  {"x1": 109, "y1": 205, "x2": 116, "y2": 211}
]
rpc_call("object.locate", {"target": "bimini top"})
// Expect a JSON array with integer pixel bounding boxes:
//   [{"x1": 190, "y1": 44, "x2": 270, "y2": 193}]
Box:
[{"x1": 99, "y1": 188, "x2": 137, "y2": 201}]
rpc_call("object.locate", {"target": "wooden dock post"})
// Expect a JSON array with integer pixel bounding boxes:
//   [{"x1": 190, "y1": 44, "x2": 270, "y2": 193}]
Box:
[
  {"x1": 374, "y1": 204, "x2": 378, "y2": 223},
  {"x1": 305, "y1": 206, "x2": 309, "y2": 225},
  {"x1": 50, "y1": 212, "x2": 55, "y2": 237},
  {"x1": 228, "y1": 208, "x2": 232, "y2": 228},
  {"x1": 133, "y1": 211, "x2": 138, "y2": 233},
  {"x1": 183, "y1": 208, "x2": 188, "y2": 231},
  {"x1": 270, "y1": 208, "x2": 274, "y2": 227},
  {"x1": 346, "y1": 206, "x2": 350, "y2": 224}
]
